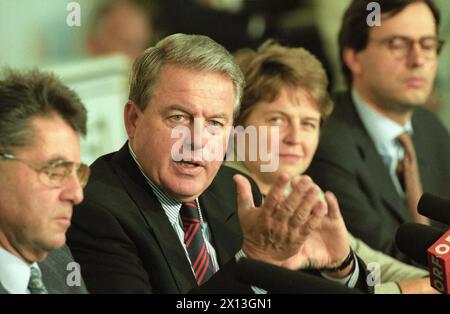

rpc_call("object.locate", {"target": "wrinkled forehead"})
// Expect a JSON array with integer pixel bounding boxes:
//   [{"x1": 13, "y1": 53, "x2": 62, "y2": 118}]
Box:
[{"x1": 22, "y1": 115, "x2": 81, "y2": 161}]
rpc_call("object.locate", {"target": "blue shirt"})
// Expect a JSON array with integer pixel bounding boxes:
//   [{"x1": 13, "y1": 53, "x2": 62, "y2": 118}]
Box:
[{"x1": 352, "y1": 90, "x2": 413, "y2": 196}]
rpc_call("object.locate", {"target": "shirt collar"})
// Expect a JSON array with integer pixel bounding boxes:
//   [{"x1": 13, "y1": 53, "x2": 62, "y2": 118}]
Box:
[
  {"x1": 352, "y1": 89, "x2": 413, "y2": 157},
  {"x1": 0, "y1": 246, "x2": 40, "y2": 294},
  {"x1": 127, "y1": 143, "x2": 203, "y2": 226}
]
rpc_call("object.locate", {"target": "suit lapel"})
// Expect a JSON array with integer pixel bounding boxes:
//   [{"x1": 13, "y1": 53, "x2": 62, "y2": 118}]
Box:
[
  {"x1": 111, "y1": 144, "x2": 197, "y2": 292},
  {"x1": 344, "y1": 96, "x2": 410, "y2": 223},
  {"x1": 199, "y1": 187, "x2": 242, "y2": 266}
]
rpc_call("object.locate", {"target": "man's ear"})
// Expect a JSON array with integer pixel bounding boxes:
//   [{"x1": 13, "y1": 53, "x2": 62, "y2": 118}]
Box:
[
  {"x1": 124, "y1": 100, "x2": 141, "y2": 140},
  {"x1": 343, "y1": 48, "x2": 363, "y2": 77}
]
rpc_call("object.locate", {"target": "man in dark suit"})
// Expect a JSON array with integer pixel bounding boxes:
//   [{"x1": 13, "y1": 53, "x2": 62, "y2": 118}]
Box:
[
  {"x1": 67, "y1": 33, "x2": 372, "y2": 294},
  {"x1": 0, "y1": 69, "x2": 89, "y2": 294},
  {"x1": 307, "y1": 0, "x2": 450, "y2": 263}
]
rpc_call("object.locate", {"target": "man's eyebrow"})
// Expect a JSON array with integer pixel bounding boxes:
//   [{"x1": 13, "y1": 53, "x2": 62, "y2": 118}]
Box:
[
  {"x1": 45, "y1": 156, "x2": 72, "y2": 164},
  {"x1": 161, "y1": 104, "x2": 193, "y2": 115},
  {"x1": 207, "y1": 112, "x2": 230, "y2": 121},
  {"x1": 387, "y1": 34, "x2": 438, "y2": 40},
  {"x1": 162, "y1": 104, "x2": 231, "y2": 121}
]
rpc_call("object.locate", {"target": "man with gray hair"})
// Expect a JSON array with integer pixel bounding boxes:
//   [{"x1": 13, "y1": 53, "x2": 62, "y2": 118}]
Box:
[
  {"x1": 67, "y1": 33, "x2": 372, "y2": 294},
  {"x1": 0, "y1": 69, "x2": 89, "y2": 294}
]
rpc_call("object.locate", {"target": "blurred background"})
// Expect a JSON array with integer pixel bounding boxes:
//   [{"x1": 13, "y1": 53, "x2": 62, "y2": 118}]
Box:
[{"x1": 0, "y1": 0, "x2": 448, "y2": 163}]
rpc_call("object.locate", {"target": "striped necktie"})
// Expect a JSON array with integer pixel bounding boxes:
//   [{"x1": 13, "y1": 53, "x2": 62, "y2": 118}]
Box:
[
  {"x1": 28, "y1": 266, "x2": 48, "y2": 294},
  {"x1": 180, "y1": 202, "x2": 215, "y2": 285}
]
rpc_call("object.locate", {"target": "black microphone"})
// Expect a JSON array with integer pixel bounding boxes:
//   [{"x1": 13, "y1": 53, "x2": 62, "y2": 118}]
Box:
[
  {"x1": 396, "y1": 222, "x2": 444, "y2": 267},
  {"x1": 396, "y1": 222, "x2": 450, "y2": 293},
  {"x1": 418, "y1": 193, "x2": 450, "y2": 226},
  {"x1": 235, "y1": 258, "x2": 363, "y2": 294}
]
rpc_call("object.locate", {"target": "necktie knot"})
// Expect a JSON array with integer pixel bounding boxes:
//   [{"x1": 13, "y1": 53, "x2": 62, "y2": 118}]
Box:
[
  {"x1": 397, "y1": 132, "x2": 415, "y2": 163},
  {"x1": 180, "y1": 202, "x2": 201, "y2": 228},
  {"x1": 28, "y1": 266, "x2": 48, "y2": 294}
]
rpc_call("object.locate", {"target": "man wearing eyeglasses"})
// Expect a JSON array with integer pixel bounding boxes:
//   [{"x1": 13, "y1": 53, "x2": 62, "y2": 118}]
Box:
[
  {"x1": 0, "y1": 69, "x2": 90, "y2": 294},
  {"x1": 307, "y1": 0, "x2": 450, "y2": 264}
]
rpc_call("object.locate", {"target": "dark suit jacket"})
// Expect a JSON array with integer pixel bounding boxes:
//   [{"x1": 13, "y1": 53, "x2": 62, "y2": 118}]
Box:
[
  {"x1": 307, "y1": 92, "x2": 450, "y2": 263},
  {"x1": 68, "y1": 143, "x2": 372, "y2": 293},
  {"x1": 0, "y1": 245, "x2": 88, "y2": 294},
  {"x1": 67, "y1": 144, "x2": 262, "y2": 294}
]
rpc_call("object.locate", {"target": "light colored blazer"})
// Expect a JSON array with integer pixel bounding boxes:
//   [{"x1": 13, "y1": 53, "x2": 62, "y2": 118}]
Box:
[{"x1": 223, "y1": 160, "x2": 428, "y2": 294}]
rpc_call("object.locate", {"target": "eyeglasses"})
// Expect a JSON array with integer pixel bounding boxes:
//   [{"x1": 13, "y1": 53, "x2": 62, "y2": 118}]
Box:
[
  {"x1": 0, "y1": 152, "x2": 90, "y2": 188},
  {"x1": 370, "y1": 35, "x2": 445, "y2": 60}
]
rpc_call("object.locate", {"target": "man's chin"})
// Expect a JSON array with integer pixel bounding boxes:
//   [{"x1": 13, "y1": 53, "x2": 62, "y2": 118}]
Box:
[
  {"x1": 42, "y1": 234, "x2": 67, "y2": 252},
  {"x1": 163, "y1": 181, "x2": 207, "y2": 202},
  {"x1": 400, "y1": 88, "x2": 432, "y2": 106}
]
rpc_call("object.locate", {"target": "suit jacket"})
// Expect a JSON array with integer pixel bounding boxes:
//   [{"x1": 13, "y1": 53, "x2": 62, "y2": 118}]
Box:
[
  {"x1": 307, "y1": 92, "x2": 450, "y2": 263},
  {"x1": 67, "y1": 143, "x2": 262, "y2": 294},
  {"x1": 0, "y1": 245, "x2": 88, "y2": 294}
]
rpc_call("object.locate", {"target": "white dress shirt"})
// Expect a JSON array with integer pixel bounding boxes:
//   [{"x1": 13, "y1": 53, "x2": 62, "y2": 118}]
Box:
[{"x1": 0, "y1": 246, "x2": 41, "y2": 294}]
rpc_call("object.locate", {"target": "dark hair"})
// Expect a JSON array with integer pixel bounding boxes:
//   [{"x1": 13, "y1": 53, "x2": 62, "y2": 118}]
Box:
[
  {"x1": 234, "y1": 40, "x2": 333, "y2": 126},
  {"x1": 0, "y1": 69, "x2": 87, "y2": 149},
  {"x1": 339, "y1": 0, "x2": 440, "y2": 86}
]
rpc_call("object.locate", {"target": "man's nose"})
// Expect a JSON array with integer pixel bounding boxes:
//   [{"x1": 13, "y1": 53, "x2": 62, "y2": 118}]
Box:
[
  {"x1": 190, "y1": 119, "x2": 209, "y2": 150},
  {"x1": 407, "y1": 42, "x2": 426, "y2": 68},
  {"x1": 62, "y1": 173, "x2": 84, "y2": 205}
]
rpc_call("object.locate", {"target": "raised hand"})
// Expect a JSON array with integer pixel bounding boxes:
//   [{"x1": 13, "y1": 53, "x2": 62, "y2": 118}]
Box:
[
  {"x1": 281, "y1": 191, "x2": 352, "y2": 277},
  {"x1": 233, "y1": 173, "x2": 327, "y2": 267}
]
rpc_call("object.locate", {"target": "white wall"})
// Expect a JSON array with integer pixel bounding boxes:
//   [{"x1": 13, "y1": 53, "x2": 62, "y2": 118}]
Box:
[{"x1": 0, "y1": 0, "x2": 100, "y2": 68}]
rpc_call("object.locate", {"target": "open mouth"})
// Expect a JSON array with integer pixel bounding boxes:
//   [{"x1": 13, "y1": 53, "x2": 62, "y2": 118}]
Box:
[{"x1": 176, "y1": 160, "x2": 205, "y2": 168}]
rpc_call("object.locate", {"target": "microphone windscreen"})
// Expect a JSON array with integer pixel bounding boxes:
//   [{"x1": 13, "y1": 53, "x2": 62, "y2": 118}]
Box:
[
  {"x1": 235, "y1": 258, "x2": 363, "y2": 294},
  {"x1": 396, "y1": 222, "x2": 445, "y2": 266},
  {"x1": 418, "y1": 193, "x2": 450, "y2": 226}
]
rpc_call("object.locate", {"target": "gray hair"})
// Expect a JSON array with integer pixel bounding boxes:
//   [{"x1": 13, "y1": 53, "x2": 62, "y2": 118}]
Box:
[
  {"x1": 128, "y1": 33, "x2": 244, "y2": 117},
  {"x1": 0, "y1": 68, "x2": 87, "y2": 150}
]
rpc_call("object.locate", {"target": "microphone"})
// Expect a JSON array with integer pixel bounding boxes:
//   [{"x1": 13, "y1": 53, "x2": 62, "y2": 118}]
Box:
[
  {"x1": 235, "y1": 258, "x2": 363, "y2": 294},
  {"x1": 396, "y1": 223, "x2": 444, "y2": 266},
  {"x1": 418, "y1": 193, "x2": 450, "y2": 225},
  {"x1": 396, "y1": 223, "x2": 450, "y2": 294},
  {"x1": 427, "y1": 229, "x2": 450, "y2": 293}
]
